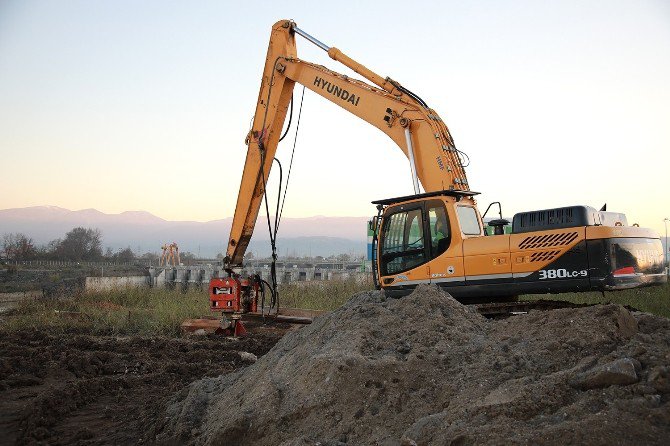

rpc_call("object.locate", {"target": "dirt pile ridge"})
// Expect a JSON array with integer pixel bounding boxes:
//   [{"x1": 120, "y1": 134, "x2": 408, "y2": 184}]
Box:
[{"x1": 158, "y1": 285, "x2": 670, "y2": 445}]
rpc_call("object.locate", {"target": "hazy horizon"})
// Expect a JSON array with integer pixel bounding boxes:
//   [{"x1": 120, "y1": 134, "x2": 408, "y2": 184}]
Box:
[
  {"x1": 1, "y1": 1, "x2": 668, "y2": 234},
  {"x1": 0, "y1": 204, "x2": 373, "y2": 223},
  {"x1": 0, "y1": 206, "x2": 370, "y2": 257}
]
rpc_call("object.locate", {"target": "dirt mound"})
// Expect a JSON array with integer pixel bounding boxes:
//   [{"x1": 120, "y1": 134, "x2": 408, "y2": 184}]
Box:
[{"x1": 158, "y1": 285, "x2": 670, "y2": 445}]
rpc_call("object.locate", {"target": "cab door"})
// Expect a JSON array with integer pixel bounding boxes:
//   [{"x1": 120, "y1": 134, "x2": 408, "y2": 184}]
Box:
[{"x1": 378, "y1": 203, "x2": 431, "y2": 290}]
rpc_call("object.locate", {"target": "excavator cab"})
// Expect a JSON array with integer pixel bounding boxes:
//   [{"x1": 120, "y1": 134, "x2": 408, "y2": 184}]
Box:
[{"x1": 371, "y1": 190, "x2": 483, "y2": 296}]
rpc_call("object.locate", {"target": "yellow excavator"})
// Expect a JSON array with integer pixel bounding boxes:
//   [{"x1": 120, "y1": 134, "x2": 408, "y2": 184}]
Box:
[{"x1": 208, "y1": 19, "x2": 666, "y2": 333}]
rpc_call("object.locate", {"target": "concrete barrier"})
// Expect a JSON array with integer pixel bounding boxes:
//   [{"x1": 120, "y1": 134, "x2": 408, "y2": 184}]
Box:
[{"x1": 85, "y1": 276, "x2": 150, "y2": 292}]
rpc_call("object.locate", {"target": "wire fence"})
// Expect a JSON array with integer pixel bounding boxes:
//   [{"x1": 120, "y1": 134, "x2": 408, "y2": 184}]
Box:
[
  {"x1": 4, "y1": 260, "x2": 152, "y2": 268},
  {"x1": 2, "y1": 258, "x2": 373, "y2": 272}
]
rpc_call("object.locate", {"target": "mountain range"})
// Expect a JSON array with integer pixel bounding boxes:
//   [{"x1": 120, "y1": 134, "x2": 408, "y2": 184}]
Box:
[{"x1": 0, "y1": 206, "x2": 369, "y2": 258}]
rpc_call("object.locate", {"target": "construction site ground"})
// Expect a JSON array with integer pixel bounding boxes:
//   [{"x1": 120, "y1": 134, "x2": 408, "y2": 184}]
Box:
[
  {"x1": 0, "y1": 327, "x2": 286, "y2": 445},
  {"x1": 1, "y1": 285, "x2": 669, "y2": 445}
]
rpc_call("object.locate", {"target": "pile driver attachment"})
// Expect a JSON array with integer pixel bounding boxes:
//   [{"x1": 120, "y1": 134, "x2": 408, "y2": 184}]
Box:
[{"x1": 209, "y1": 275, "x2": 260, "y2": 336}]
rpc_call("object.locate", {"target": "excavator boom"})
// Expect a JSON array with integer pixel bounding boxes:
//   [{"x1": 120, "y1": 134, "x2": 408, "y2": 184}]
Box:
[
  {"x1": 226, "y1": 20, "x2": 468, "y2": 267},
  {"x1": 225, "y1": 21, "x2": 296, "y2": 266}
]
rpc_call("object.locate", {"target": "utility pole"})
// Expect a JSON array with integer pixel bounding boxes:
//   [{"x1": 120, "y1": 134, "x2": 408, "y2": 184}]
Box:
[{"x1": 664, "y1": 218, "x2": 669, "y2": 277}]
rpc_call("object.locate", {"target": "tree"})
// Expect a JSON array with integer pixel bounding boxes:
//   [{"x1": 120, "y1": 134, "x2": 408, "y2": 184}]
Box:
[
  {"x1": 180, "y1": 251, "x2": 196, "y2": 265},
  {"x1": 1, "y1": 233, "x2": 37, "y2": 261},
  {"x1": 42, "y1": 239, "x2": 62, "y2": 260},
  {"x1": 116, "y1": 247, "x2": 136, "y2": 262},
  {"x1": 57, "y1": 227, "x2": 103, "y2": 261},
  {"x1": 140, "y1": 251, "x2": 160, "y2": 262}
]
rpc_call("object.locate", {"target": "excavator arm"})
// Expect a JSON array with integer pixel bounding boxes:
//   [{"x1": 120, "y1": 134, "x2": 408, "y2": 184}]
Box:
[{"x1": 226, "y1": 19, "x2": 468, "y2": 267}]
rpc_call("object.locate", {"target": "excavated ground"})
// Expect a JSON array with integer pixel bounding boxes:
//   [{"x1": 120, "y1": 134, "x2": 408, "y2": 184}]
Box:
[
  {"x1": 2, "y1": 286, "x2": 668, "y2": 445},
  {"x1": 157, "y1": 285, "x2": 670, "y2": 445},
  {"x1": 0, "y1": 328, "x2": 284, "y2": 445}
]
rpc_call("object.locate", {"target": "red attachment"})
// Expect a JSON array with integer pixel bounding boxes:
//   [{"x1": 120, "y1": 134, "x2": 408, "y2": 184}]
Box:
[
  {"x1": 209, "y1": 276, "x2": 260, "y2": 313},
  {"x1": 210, "y1": 277, "x2": 242, "y2": 312},
  {"x1": 243, "y1": 277, "x2": 259, "y2": 313},
  {"x1": 209, "y1": 275, "x2": 259, "y2": 337},
  {"x1": 214, "y1": 319, "x2": 248, "y2": 337},
  {"x1": 612, "y1": 266, "x2": 636, "y2": 277},
  {"x1": 233, "y1": 320, "x2": 247, "y2": 336}
]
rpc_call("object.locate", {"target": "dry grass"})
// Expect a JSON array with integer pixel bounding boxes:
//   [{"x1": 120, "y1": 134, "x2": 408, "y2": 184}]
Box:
[
  {"x1": 1, "y1": 287, "x2": 211, "y2": 336},
  {"x1": 0, "y1": 279, "x2": 376, "y2": 336},
  {"x1": 2, "y1": 278, "x2": 666, "y2": 337},
  {"x1": 278, "y1": 277, "x2": 375, "y2": 311}
]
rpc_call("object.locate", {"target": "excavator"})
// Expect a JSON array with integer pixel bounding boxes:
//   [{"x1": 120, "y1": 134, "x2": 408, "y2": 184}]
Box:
[{"x1": 208, "y1": 19, "x2": 666, "y2": 334}]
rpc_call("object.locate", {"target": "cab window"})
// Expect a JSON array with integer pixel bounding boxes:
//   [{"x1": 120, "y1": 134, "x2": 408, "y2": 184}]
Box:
[
  {"x1": 428, "y1": 204, "x2": 450, "y2": 258},
  {"x1": 380, "y1": 208, "x2": 425, "y2": 275},
  {"x1": 456, "y1": 206, "x2": 481, "y2": 235}
]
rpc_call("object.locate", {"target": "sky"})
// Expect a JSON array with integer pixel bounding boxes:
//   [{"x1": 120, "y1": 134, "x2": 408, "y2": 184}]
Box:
[{"x1": 0, "y1": 0, "x2": 669, "y2": 235}]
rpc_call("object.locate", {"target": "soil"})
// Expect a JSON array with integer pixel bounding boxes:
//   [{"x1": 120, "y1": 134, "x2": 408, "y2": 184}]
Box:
[
  {"x1": 158, "y1": 285, "x2": 670, "y2": 445},
  {"x1": 2, "y1": 285, "x2": 669, "y2": 445},
  {"x1": 0, "y1": 327, "x2": 284, "y2": 445}
]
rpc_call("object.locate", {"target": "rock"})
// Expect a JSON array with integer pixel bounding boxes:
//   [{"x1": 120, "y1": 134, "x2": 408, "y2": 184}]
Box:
[
  {"x1": 644, "y1": 394, "x2": 662, "y2": 407},
  {"x1": 615, "y1": 307, "x2": 638, "y2": 338},
  {"x1": 238, "y1": 351, "x2": 257, "y2": 363},
  {"x1": 572, "y1": 358, "x2": 639, "y2": 389},
  {"x1": 400, "y1": 436, "x2": 418, "y2": 446},
  {"x1": 396, "y1": 341, "x2": 412, "y2": 354}
]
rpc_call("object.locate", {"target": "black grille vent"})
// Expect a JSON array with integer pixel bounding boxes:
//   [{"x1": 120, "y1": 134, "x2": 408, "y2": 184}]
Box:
[
  {"x1": 519, "y1": 232, "x2": 579, "y2": 249},
  {"x1": 518, "y1": 208, "x2": 574, "y2": 228},
  {"x1": 512, "y1": 205, "x2": 599, "y2": 234},
  {"x1": 530, "y1": 250, "x2": 562, "y2": 262}
]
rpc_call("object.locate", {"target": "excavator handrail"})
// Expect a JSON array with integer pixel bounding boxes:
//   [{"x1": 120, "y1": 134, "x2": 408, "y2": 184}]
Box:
[{"x1": 371, "y1": 189, "x2": 480, "y2": 206}]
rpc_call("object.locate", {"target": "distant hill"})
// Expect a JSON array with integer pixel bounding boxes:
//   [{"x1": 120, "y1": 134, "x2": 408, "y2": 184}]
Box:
[{"x1": 0, "y1": 206, "x2": 369, "y2": 257}]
